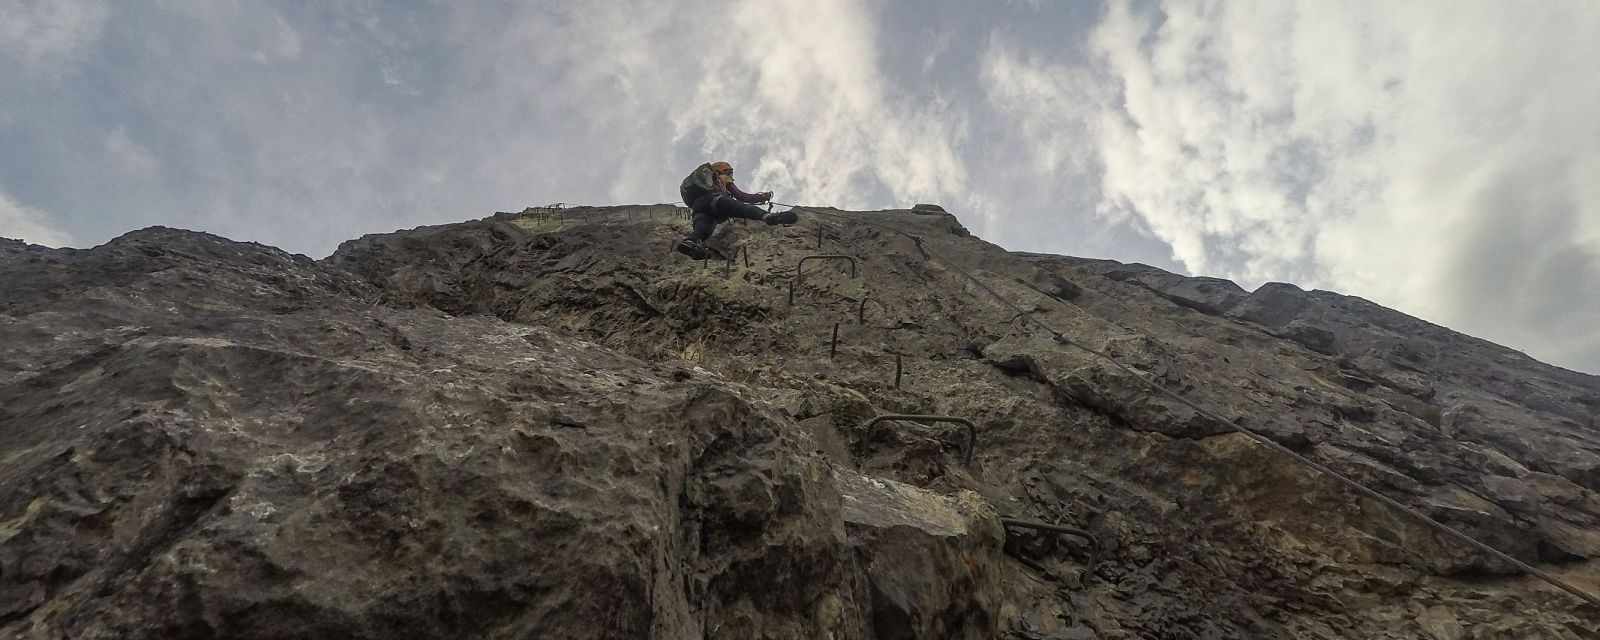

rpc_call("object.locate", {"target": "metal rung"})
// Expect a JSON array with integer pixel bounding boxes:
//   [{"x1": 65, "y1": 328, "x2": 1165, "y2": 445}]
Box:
[
  {"x1": 789, "y1": 254, "x2": 860, "y2": 305},
  {"x1": 1000, "y1": 518, "x2": 1100, "y2": 584},
  {"x1": 722, "y1": 246, "x2": 751, "y2": 277}
]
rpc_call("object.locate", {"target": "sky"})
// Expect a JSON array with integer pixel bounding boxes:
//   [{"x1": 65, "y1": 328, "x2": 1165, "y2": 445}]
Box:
[{"x1": 3, "y1": 1, "x2": 1599, "y2": 375}]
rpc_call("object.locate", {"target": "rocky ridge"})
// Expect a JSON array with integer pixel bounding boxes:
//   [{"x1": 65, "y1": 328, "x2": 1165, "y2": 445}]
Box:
[{"x1": 1, "y1": 204, "x2": 1598, "y2": 638}]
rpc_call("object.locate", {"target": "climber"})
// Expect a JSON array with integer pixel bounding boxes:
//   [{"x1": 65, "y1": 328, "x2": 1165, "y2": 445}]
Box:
[{"x1": 676, "y1": 161, "x2": 797, "y2": 259}]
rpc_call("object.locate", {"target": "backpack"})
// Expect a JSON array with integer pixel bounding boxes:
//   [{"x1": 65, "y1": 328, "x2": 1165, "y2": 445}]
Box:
[{"x1": 679, "y1": 163, "x2": 719, "y2": 207}]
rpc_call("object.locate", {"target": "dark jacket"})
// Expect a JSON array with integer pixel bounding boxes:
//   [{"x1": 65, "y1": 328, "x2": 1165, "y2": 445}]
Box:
[{"x1": 679, "y1": 163, "x2": 768, "y2": 209}]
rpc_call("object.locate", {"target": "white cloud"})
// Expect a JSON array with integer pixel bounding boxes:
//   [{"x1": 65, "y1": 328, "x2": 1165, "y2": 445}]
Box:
[
  {"x1": 1066, "y1": 0, "x2": 1600, "y2": 372},
  {"x1": 0, "y1": 191, "x2": 74, "y2": 247},
  {"x1": 670, "y1": 0, "x2": 970, "y2": 208},
  {"x1": 980, "y1": 39, "x2": 1102, "y2": 181},
  {"x1": 250, "y1": 14, "x2": 302, "y2": 63},
  {"x1": 3, "y1": 0, "x2": 972, "y2": 256},
  {"x1": 976, "y1": 31, "x2": 1180, "y2": 267},
  {"x1": 0, "y1": 0, "x2": 109, "y2": 71},
  {"x1": 439, "y1": 0, "x2": 970, "y2": 212},
  {"x1": 104, "y1": 127, "x2": 159, "y2": 177},
  {"x1": 8, "y1": 0, "x2": 1597, "y2": 373}
]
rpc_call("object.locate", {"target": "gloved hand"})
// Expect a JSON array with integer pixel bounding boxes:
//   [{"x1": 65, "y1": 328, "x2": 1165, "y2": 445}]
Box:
[{"x1": 758, "y1": 191, "x2": 773, "y2": 203}]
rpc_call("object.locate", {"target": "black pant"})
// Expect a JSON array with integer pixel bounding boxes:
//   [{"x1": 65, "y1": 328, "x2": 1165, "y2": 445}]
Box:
[{"x1": 687, "y1": 194, "x2": 766, "y2": 242}]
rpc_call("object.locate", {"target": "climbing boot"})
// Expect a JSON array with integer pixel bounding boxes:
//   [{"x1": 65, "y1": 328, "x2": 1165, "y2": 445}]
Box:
[
  {"x1": 675, "y1": 238, "x2": 711, "y2": 260},
  {"x1": 762, "y1": 209, "x2": 798, "y2": 226}
]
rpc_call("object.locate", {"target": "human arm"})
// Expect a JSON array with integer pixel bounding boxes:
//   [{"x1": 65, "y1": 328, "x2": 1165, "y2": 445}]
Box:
[{"x1": 726, "y1": 180, "x2": 771, "y2": 204}]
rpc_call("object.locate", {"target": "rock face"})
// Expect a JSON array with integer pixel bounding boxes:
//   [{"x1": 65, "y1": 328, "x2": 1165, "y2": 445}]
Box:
[{"x1": 3, "y1": 206, "x2": 1599, "y2": 638}]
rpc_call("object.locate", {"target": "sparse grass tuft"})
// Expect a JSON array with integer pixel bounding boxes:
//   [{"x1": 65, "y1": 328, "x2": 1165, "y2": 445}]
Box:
[{"x1": 509, "y1": 214, "x2": 565, "y2": 234}]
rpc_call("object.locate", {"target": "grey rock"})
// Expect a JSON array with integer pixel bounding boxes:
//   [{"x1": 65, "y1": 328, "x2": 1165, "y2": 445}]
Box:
[
  {"x1": 1230, "y1": 282, "x2": 1314, "y2": 328},
  {"x1": 4, "y1": 206, "x2": 1599, "y2": 638}
]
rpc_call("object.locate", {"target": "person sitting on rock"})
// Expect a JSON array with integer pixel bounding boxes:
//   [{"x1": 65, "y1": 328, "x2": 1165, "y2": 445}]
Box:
[{"x1": 676, "y1": 161, "x2": 797, "y2": 259}]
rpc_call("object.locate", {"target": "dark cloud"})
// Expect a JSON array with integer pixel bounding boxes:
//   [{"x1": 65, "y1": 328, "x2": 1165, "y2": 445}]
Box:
[{"x1": 1441, "y1": 163, "x2": 1600, "y2": 372}]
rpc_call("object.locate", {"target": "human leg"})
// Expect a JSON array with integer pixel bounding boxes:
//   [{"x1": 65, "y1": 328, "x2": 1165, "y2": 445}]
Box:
[
  {"x1": 677, "y1": 195, "x2": 722, "y2": 259},
  {"x1": 713, "y1": 195, "x2": 797, "y2": 225},
  {"x1": 689, "y1": 208, "x2": 719, "y2": 241},
  {"x1": 712, "y1": 194, "x2": 769, "y2": 221}
]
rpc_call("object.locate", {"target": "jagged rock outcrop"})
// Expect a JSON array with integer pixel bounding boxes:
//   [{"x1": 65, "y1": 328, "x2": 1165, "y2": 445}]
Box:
[
  {"x1": 4, "y1": 204, "x2": 1599, "y2": 638},
  {"x1": 0, "y1": 228, "x2": 1000, "y2": 639}
]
